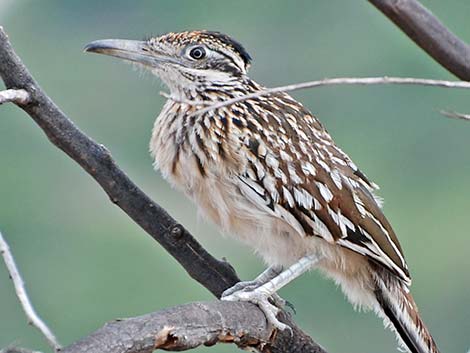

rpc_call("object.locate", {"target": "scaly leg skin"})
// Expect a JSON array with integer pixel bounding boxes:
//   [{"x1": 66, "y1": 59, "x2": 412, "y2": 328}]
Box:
[
  {"x1": 221, "y1": 265, "x2": 282, "y2": 297},
  {"x1": 222, "y1": 254, "x2": 321, "y2": 331},
  {"x1": 222, "y1": 265, "x2": 286, "y2": 313}
]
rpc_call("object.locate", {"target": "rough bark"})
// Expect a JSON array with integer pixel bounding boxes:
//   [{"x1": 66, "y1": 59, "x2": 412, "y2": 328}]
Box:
[
  {"x1": 62, "y1": 302, "x2": 325, "y2": 353},
  {"x1": 369, "y1": 0, "x2": 470, "y2": 80}
]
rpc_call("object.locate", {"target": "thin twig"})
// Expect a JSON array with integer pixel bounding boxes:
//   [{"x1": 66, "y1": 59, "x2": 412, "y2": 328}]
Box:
[
  {"x1": 0, "y1": 347, "x2": 42, "y2": 353},
  {"x1": 0, "y1": 231, "x2": 61, "y2": 351},
  {"x1": 188, "y1": 76, "x2": 470, "y2": 116},
  {"x1": 440, "y1": 110, "x2": 470, "y2": 122},
  {"x1": 0, "y1": 89, "x2": 30, "y2": 105}
]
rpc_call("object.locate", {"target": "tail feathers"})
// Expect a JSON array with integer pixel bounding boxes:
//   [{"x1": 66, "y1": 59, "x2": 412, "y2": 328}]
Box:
[{"x1": 373, "y1": 275, "x2": 440, "y2": 353}]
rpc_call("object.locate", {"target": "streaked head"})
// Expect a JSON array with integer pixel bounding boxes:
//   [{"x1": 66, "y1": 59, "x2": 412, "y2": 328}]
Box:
[{"x1": 84, "y1": 30, "x2": 252, "y2": 93}]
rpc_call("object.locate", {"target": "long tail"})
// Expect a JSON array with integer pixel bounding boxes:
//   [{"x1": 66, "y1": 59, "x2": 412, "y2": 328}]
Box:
[{"x1": 373, "y1": 273, "x2": 440, "y2": 353}]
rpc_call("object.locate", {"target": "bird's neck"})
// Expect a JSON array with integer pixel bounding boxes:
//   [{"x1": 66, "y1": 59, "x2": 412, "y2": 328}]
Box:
[{"x1": 165, "y1": 75, "x2": 262, "y2": 104}]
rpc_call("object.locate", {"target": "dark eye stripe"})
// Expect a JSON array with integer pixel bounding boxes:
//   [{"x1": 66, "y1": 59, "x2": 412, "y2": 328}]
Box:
[{"x1": 214, "y1": 50, "x2": 245, "y2": 71}]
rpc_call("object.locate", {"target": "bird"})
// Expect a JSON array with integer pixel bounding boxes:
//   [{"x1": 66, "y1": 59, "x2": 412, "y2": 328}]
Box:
[{"x1": 84, "y1": 30, "x2": 440, "y2": 353}]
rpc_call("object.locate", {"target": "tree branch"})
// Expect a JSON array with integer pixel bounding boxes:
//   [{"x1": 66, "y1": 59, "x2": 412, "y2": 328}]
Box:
[
  {"x1": 369, "y1": 0, "x2": 470, "y2": 81},
  {"x1": 440, "y1": 110, "x2": 470, "y2": 122},
  {"x1": 0, "y1": 26, "x2": 324, "y2": 353},
  {"x1": 0, "y1": 233, "x2": 325, "y2": 353},
  {"x1": 184, "y1": 76, "x2": 470, "y2": 117},
  {"x1": 0, "y1": 88, "x2": 30, "y2": 105},
  {"x1": 3, "y1": 3, "x2": 468, "y2": 349},
  {"x1": 0, "y1": 231, "x2": 61, "y2": 351},
  {"x1": 61, "y1": 301, "x2": 324, "y2": 353},
  {"x1": 0, "y1": 347, "x2": 42, "y2": 353},
  {"x1": 0, "y1": 25, "x2": 237, "y2": 300}
]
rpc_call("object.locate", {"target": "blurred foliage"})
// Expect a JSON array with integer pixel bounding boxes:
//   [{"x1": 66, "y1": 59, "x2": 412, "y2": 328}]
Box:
[{"x1": 0, "y1": 1, "x2": 469, "y2": 353}]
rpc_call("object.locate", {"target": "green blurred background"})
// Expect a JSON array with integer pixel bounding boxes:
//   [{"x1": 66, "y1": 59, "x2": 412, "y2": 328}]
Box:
[{"x1": 1, "y1": 1, "x2": 469, "y2": 352}]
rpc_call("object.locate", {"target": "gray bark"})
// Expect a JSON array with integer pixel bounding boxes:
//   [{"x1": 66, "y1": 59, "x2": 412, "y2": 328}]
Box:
[{"x1": 369, "y1": 0, "x2": 470, "y2": 80}]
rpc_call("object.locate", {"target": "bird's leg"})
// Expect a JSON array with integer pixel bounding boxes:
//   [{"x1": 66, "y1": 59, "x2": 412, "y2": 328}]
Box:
[
  {"x1": 221, "y1": 265, "x2": 282, "y2": 298},
  {"x1": 222, "y1": 254, "x2": 321, "y2": 331},
  {"x1": 221, "y1": 266, "x2": 287, "y2": 310}
]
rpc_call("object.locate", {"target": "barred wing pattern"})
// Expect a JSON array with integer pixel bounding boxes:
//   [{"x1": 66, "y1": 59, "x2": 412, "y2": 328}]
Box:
[{"x1": 230, "y1": 92, "x2": 411, "y2": 285}]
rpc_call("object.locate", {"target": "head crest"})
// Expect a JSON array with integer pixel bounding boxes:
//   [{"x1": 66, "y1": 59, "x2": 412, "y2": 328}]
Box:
[
  {"x1": 154, "y1": 30, "x2": 252, "y2": 69},
  {"x1": 200, "y1": 31, "x2": 252, "y2": 67}
]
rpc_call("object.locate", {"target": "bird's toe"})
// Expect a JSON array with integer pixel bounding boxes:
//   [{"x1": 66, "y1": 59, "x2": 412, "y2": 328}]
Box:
[
  {"x1": 221, "y1": 280, "x2": 261, "y2": 298},
  {"x1": 221, "y1": 288, "x2": 291, "y2": 332}
]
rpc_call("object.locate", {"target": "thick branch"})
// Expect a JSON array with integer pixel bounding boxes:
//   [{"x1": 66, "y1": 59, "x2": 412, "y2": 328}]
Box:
[
  {"x1": 61, "y1": 301, "x2": 324, "y2": 353},
  {"x1": 369, "y1": 0, "x2": 470, "y2": 81},
  {"x1": 0, "y1": 26, "x2": 324, "y2": 353}
]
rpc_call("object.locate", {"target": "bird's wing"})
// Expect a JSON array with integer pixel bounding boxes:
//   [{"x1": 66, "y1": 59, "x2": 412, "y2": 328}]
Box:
[{"x1": 234, "y1": 93, "x2": 411, "y2": 285}]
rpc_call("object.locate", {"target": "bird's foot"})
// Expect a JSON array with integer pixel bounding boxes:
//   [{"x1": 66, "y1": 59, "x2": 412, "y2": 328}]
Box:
[
  {"x1": 222, "y1": 288, "x2": 291, "y2": 332},
  {"x1": 270, "y1": 293, "x2": 287, "y2": 309},
  {"x1": 222, "y1": 282, "x2": 291, "y2": 311},
  {"x1": 221, "y1": 279, "x2": 264, "y2": 298},
  {"x1": 222, "y1": 266, "x2": 283, "y2": 298}
]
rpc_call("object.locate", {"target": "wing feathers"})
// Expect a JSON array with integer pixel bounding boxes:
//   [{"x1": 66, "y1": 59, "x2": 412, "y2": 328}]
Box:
[{"x1": 232, "y1": 92, "x2": 410, "y2": 284}]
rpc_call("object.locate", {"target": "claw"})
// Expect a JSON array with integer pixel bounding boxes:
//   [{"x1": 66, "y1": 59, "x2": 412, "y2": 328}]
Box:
[
  {"x1": 285, "y1": 300, "x2": 296, "y2": 314},
  {"x1": 222, "y1": 289, "x2": 291, "y2": 331}
]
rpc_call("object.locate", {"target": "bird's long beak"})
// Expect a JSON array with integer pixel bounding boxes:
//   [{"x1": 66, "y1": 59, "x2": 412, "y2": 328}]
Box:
[{"x1": 84, "y1": 39, "x2": 175, "y2": 67}]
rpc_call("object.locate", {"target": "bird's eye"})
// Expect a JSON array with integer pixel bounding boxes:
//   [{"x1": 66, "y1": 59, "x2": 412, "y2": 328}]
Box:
[{"x1": 189, "y1": 46, "x2": 206, "y2": 60}]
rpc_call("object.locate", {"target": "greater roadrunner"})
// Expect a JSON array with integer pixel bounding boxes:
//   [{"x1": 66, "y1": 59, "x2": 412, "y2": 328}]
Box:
[{"x1": 85, "y1": 30, "x2": 440, "y2": 353}]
